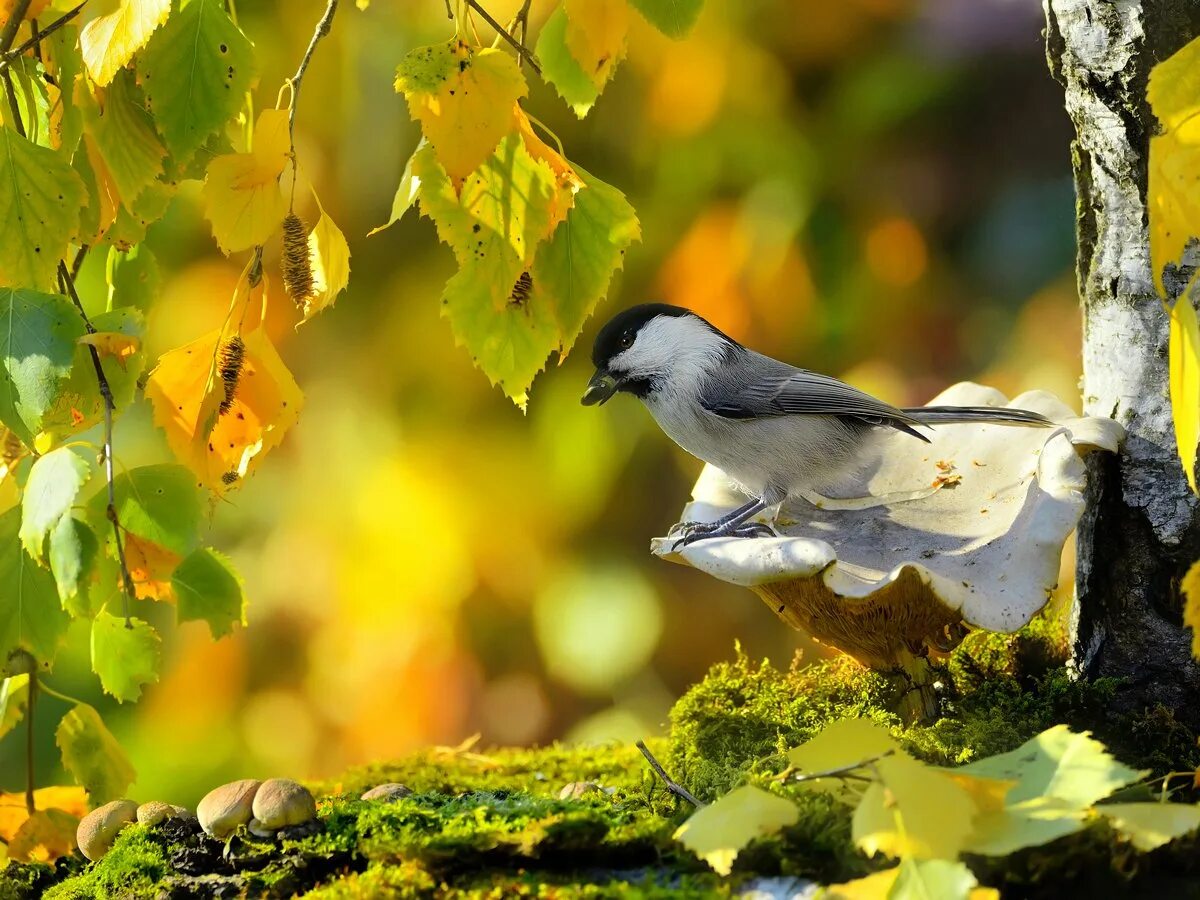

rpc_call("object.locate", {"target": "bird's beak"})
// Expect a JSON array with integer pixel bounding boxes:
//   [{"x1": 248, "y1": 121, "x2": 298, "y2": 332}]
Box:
[{"x1": 582, "y1": 369, "x2": 619, "y2": 406}]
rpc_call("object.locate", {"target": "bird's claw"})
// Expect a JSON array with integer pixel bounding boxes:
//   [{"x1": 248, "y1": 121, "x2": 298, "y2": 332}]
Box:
[
  {"x1": 667, "y1": 520, "x2": 719, "y2": 539},
  {"x1": 669, "y1": 521, "x2": 777, "y2": 552}
]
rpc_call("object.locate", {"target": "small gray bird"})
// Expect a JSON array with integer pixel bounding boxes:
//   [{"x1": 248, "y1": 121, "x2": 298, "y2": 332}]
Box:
[{"x1": 582, "y1": 304, "x2": 1051, "y2": 549}]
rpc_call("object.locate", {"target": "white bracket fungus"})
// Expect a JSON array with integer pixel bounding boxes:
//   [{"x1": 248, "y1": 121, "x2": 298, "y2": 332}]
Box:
[{"x1": 652, "y1": 384, "x2": 1123, "y2": 672}]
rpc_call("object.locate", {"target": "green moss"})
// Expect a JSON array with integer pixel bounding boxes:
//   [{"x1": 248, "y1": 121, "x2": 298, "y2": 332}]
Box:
[{"x1": 43, "y1": 826, "x2": 168, "y2": 900}]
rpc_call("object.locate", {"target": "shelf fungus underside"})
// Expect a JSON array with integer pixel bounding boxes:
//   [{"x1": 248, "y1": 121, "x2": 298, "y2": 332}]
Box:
[{"x1": 652, "y1": 383, "x2": 1124, "y2": 670}]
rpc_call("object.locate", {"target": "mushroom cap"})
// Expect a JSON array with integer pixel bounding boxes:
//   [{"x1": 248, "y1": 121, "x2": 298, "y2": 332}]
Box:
[
  {"x1": 250, "y1": 778, "x2": 317, "y2": 831},
  {"x1": 360, "y1": 783, "x2": 413, "y2": 802},
  {"x1": 652, "y1": 384, "x2": 1123, "y2": 668},
  {"x1": 76, "y1": 799, "x2": 138, "y2": 861},
  {"x1": 197, "y1": 779, "x2": 261, "y2": 840},
  {"x1": 135, "y1": 800, "x2": 179, "y2": 827}
]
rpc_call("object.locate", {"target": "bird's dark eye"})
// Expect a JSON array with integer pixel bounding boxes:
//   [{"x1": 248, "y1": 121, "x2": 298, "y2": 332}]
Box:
[{"x1": 618, "y1": 332, "x2": 634, "y2": 349}]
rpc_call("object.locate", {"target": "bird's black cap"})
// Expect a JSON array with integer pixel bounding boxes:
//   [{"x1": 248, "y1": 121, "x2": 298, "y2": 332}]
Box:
[{"x1": 591, "y1": 303, "x2": 693, "y2": 368}]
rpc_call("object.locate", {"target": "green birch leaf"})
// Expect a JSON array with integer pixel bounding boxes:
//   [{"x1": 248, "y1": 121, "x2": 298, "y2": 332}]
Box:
[
  {"x1": 91, "y1": 609, "x2": 161, "y2": 702},
  {"x1": 0, "y1": 674, "x2": 30, "y2": 741},
  {"x1": 86, "y1": 69, "x2": 167, "y2": 206},
  {"x1": 41, "y1": 306, "x2": 146, "y2": 437},
  {"x1": 56, "y1": 702, "x2": 136, "y2": 804},
  {"x1": 136, "y1": 0, "x2": 255, "y2": 164},
  {"x1": 0, "y1": 287, "x2": 86, "y2": 444},
  {"x1": 107, "y1": 245, "x2": 161, "y2": 313},
  {"x1": 89, "y1": 463, "x2": 202, "y2": 557},
  {"x1": 890, "y1": 858, "x2": 982, "y2": 900},
  {"x1": 536, "y1": 5, "x2": 601, "y2": 118},
  {"x1": 0, "y1": 128, "x2": 87, "y2": 291},
  {"x1": 172, "y1": 547, "x2": 245, "y2": 639},
  {"x1": 49, "y1": 516, "x2": 98, "y2": 614},
  {"x1": 532, "y1": 165, "x2": 639, "y2": 352},
  {"x1": 46, "y1": 24, "x2": 85, "y2": 159},
  {"x1": 0, "y1": 506, "x2": 69, "y2": 671},
  {"x1": 628, "y1": 0, "x2": 704, "y2": 38},
  {"x1": 368, "y1": 138, "x2": 425, "y2": 237},
  {"x1": 20, "y1": 446, "x2": 93, "y2": 561}
]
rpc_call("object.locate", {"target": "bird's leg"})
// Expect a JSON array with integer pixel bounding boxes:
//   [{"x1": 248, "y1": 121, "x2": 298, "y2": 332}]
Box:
[
  {"x1": 668, "y1": 497, "x2": 765, "y2": 538},
  {"x1": 670, "y1": 498, "x2": 774, "y2": 551}
]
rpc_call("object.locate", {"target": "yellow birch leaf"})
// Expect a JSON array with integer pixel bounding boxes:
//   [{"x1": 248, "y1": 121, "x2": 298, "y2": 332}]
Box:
[
  {"x1": 395, "y1": 40, "x2": 527, "y2": 186},
  {"x1": 1148, "y1": 33, "x2": 1200, "y2": 134},
  {"x1": 8, "y1": 808, "x2": 78, "y2": 862},
  {"x1": 299, "y1": 206, "x2": 351, "y2": 324},
  {"x1": 1148, "y1": 123, "x2": 1200, "y2": 296},
  {"x1": 785, "y1": 718, "x2": 903, "y2": 801},
  {"x1": 201, "y1": 108, "x2": 291, "y2": 255},
  {"x1": 123, "y1": 532, "x2": 181, "y2": 601},
  {"x1": 826, "y1": 861, "x2": 997, "y2": 900},
  {"x1": 0, "y1": 787, "x2": 87, "y2": 844},
  {"x1": 145, "y1": 326, "x2": 303, "y2": 492},
  {"x1": 1170, "y1": 285, "x2": 1200, "y2": 493},
  {"x1": 1099, "y1": 801, "x2": 1200, "y2": 851},
  {"x1": 852, "y1": 754, "x2": 974, "y2": 860},
  {"x1": 80, "y1": 133, "x2": 120, "y2": 244},
  {"x1": 1183, "y1": 558, "x2": 1200, "y2": 661},
  {"x1": 80, "y1": 0, "x2": 172, "y2": 87},
  {"x1": 515, "y1": 108, "x2": 582, "y2": 239},
  {"x1": 564, "y1": 0, "x2": 632, "y2": 91},
  {"x1": 78, "y1": 331, "x2": 141, "y2": 371},
  {"x1": 674, "y1": 785, "x2": 798, "y2": 876}
]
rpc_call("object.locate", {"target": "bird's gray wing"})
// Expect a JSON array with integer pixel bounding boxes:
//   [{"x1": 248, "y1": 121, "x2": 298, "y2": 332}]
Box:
[{"x1": 701, "y1": 352, "x2": 926, "y2": 435}]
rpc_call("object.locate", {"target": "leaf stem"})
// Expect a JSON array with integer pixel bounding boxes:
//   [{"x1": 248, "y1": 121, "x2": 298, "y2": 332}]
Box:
[
  {"x1": 57, "y1": 260, "x2": 137, "y2": 630},
  {"x1": 636, "y1": 739, "x2": 704, "y2": 808},
  {"x1": 465, "y1": 0, "x2": 540, "y2": 74},
  {"x1": 34, "y1": 679, "x2": 86, "y2": 707},
  {"x1": 25, "y1": 666, "x2": 36, "y2": 815},
  {"x1": 1, "y1": 2, "x2": 86, "y2": 68},
  {"x1": 0, "y1": 0, "x2": 32, "y2": 55},
  {"x1": 784, "y1": 749, "x2": 895, "y2": 785},
  {"x1": 286, "y1": 0, "x2": 339, "y2": 207}
]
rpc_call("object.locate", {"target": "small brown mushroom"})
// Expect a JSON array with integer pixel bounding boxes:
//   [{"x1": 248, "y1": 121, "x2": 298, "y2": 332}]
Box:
[
  {"x1": 197, "y1": 779, "x2": 261, "y2": 839},
  {"x1": 360, "y1": 783, "x2": 413, "y2": 802},
  {"x1": 77, "y1": 799, "x2": 138, "y2": 861},
  {"x1": 136, "y1": 800, "x2": 180, "y2": 827},
  {"x1": 558, "y1": 781, "x2": 602, "y2": 800},
  {"x1": 250, "y1": 778, "x2": 317, "y2": 832}
]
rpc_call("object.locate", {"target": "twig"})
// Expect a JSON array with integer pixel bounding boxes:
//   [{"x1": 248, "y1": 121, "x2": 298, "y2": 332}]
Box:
[
  {"x1": 785, "y1": 749, "x2": 895, "y2": 786},
  {"x1": 71, "y1": 243, "x2": 88, "y2": 281},
  {"x1": 286, "y1": 0, "x2": 339, "y2": 203},
  {"x1": 442, "y1": 0, "x2": 453, "y2": 18},
  {"x1": 57, "y1": 260, "x2": 136, "y2": 629},
  {"x1": 1, "y1": 68, "x2": 20, "y2": 126},
  {"x1": 513, "y1": 0, "x2": 532, "y2": 53},
  {"x1": 2, "y1": 2, "x2": 86, "y2": 67},
  {"x1": 24, "y1": 667, "x2": 36, "y2": 815},
  {"x1": 636, "y1": 740, "x2": 704, "y2": 808},
  {"x1": 0, "y1": 0, "x2": 32, "y2": 54},
  {"x1": 465, "y1": 0, "x2": 540, "y2": 74}
]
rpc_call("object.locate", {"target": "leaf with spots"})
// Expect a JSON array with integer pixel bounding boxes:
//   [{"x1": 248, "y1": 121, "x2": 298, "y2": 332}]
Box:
[
  {"x1": 136, "y1": 0, "x2": 255, "y2": 165},
  {"x1": 172, "y1": 547, "x2": 245, "y2": 639},
  {"x1": 80, "y1": 0, "x2": 172, "y2": 87},
  {"x1": 145, "y1": 328, "x2": 304, "y2": 492},
  {"x1": 536, "y1": 5, "x2": 601, "y2": 118},
  {"x1": 0, "y1": 126, "x2": 87, "y2": 292},
  {"x1": 0, "y1": 288, "x2": 87, "y2": 445},
  {"x1": 564, "y1": 0, "x2": 632, "y2": 93},
  {"x1": 56, "y1": 702, "x2": 136, "y2": 804},
  {"x1": 91, "y1": 609, "x2": 161, "y2": 702},
  {"x1": 0, "y1": 506, "x2": 69, "y2": 672},
  {"x1": 83, "y1": 69, "x2": 167, "y2": 207},
  {"x1": 202, "y1": 107, "x2": 290, "y2": 254},
  {"x1": 628, "y1": 0, "x2": 704, "y2": 38},
  {"x1": 395, "y1": 40, "x2": 527, "y2": 185}
]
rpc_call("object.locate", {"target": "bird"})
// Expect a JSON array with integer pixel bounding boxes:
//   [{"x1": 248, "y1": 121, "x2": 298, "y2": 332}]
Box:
[{"x1": 581, "y1": 303, "x2": 1052, "y2": 549}]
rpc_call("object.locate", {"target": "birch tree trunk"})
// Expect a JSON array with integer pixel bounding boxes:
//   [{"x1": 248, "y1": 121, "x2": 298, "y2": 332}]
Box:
[{"x1": 1045, "y1": 0, "x2": 1200, "y2": 726}]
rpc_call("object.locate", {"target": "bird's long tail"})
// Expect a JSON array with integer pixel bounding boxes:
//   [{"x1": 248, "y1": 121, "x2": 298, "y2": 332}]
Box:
[{"x1": 903, "y1": 405, "x2": 1053, "y2": 428}]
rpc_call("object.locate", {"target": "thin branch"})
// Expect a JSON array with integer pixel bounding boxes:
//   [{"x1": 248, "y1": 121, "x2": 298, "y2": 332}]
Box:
[
  {"x1": 513, "y1": 0, "x2": 532, "y2": 59},
  {"x1": 442, "y1": 0, "x2": 453, "y2": 18},
  {"x1": 465, "y1": 0, "x2": 540, "y2": 74},
  {"x1": 286, "y1": 0, "x2": 339, "y2": 203},
  {"x1": 24, "y1": 668, "x2": 36, "y2": 815},
  {"x1": 785, "y1": 749, "x2": 895, "y2": 786},
  {"x1": 2, "y1": 2, "x2": 86, "y2": 67},
  {"x1": 636, "y1": 740, "x2": 704, "y2": 808},
  {"x1": 0, "y1": 0, "x2": 32, "y2": 54},
  {"x1": 57, "y1": 261, "x2": 136, "y2": 629},
  {"x1": 71, "y1": 243, "x2": 88, "y2": 281},
  {"x1": 1, "y1": 68, "x2": 21, "y2": 127}
]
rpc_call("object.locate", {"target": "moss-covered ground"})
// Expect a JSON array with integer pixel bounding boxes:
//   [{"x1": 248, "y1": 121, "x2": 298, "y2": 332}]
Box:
[{"x1": 4, "y1": 608, "x2": 1200, "y2": 899}]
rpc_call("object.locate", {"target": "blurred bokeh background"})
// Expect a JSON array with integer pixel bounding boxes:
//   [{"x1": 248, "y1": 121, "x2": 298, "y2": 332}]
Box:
[{"x1": 1, "y1": 0, "x2": 1082, "y2": 804}]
